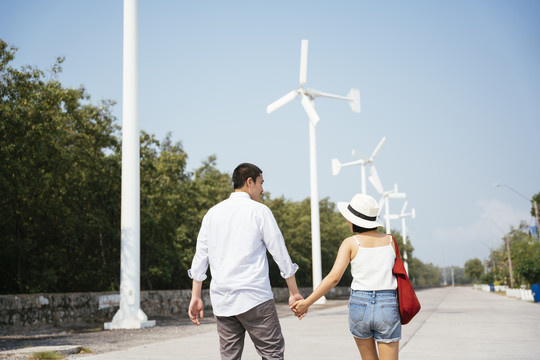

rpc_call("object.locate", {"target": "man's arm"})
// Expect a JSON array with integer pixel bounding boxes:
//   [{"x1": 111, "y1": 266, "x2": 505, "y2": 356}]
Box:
[
  {"x1": 187, "y1": 215, "x2": 210, "y2": 326},
  {"x1": 188, "y1": 280, "x2": 204, "y2": 325},
  {"x1": 285, "y1": 274, "x2": 307, "y2": 319},
  {"x1": 261, "y1": 208, "x2": 299, "y2": 279}
]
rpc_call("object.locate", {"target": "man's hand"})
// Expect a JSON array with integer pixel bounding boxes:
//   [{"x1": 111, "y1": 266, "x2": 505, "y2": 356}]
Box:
[
  {"x1": 188, "y1": 297, "x2": 204, "y2": 325},
  {"x1": 289, "y1": 293, "x2": 307, "y2": 320},
  {"x1": 291, "y1": 299, "x2": 310, "y2": 319}
]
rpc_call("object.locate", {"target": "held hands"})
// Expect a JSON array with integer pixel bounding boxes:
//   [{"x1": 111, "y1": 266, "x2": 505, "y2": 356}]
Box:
[
  {"x1": 188, "y1": 297, "x2": 204, "y2": 325},
  {"x1": 288, "y1": 293, "x2": 308, "y2": 320},
  {"x1": 290, "y1": 299, "x2": 309, "y2": 319},
  {"x1": 289, "y1": 293, "x2": 309, "y2": 320}
]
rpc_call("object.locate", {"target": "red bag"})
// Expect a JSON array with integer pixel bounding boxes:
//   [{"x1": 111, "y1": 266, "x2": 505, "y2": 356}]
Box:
[{"x1": 391, "y1": 236, "x2": 421, "y2": 324}]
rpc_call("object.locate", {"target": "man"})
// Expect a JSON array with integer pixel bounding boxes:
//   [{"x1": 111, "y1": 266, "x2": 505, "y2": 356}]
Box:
[{"x1": 188, "y1": 163, "x2": 304, "y2": 360}]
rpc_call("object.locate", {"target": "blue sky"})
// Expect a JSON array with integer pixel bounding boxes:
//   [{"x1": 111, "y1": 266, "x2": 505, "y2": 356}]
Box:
[{"x1": 2, "y1": 0, "x2": 539, "y2": 268}]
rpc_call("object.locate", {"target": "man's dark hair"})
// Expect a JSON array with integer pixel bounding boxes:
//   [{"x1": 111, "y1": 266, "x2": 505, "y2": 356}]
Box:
[
  {"x1": 352, "y1": 224, "x2": 377, "y2": 234},
  {"x1": 232, "y1": 163, "x2": 263, "y2": 189}
]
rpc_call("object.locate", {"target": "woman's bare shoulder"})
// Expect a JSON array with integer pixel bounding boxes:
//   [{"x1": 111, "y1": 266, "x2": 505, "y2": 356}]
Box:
[
  {"x1": 338, "y1": 236, "x2": 356, "y2": 251},
  {"x1": 342, "y1": 235, "x2": 357, "y2": 245}
]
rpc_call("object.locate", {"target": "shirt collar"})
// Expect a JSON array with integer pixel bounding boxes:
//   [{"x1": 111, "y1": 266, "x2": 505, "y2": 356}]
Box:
[{"x1": 230, "y1": 191, "x2": 251, "y2": 200}]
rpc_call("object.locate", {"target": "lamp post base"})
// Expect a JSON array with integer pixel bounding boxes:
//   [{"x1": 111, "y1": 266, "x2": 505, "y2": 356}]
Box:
[{"x1": 104, "y1": 308, "x2": 155, "y2": 330}]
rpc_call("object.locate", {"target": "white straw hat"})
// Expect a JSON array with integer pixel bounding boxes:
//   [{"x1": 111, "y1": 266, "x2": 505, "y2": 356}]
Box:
[{"x1": 337, "y1": 194, "x2": 383, "y2": 229}]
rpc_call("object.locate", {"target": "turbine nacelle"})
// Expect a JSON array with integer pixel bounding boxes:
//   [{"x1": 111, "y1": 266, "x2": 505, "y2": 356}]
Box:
[{"x1": 377, "y1": 183, "x2": 406, "y2": 214}]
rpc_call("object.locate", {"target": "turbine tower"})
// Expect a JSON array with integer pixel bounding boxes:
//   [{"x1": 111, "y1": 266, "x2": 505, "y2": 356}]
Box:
[
  {"x1": 370, "y1": 172, "x2": 406, "y2": 235},
  {"x1": 399, "y1": 202, "x2": 416, "y2": 274},
  {"x1": 388, "y1": 201, "x2": 416, "y2": 274},
  {"x1": 331, "y1": 136, "x2": 386, "y2": 195},
  {"x1": 267, "y1": 39, "x2": 360, "y2": 301}
]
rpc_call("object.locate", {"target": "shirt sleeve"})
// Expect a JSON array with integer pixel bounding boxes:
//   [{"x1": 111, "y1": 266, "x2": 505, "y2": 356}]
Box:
[
  {"x1": 187, "y1": 214, "x2": 210, "y2": 282},
  {"x1": 260, "y1": 207, "x2": 299, "y2": 279}
]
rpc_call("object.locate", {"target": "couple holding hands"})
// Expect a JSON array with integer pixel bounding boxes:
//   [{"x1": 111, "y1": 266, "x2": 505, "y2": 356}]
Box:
[{"x1": 188, "y1": 163, "x2": 401, "y2": 360}]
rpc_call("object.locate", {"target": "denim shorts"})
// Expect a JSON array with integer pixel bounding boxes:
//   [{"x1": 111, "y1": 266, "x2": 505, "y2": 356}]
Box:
[{"x1": 348, "y1": 290, "x2": 401, "y2": 343}]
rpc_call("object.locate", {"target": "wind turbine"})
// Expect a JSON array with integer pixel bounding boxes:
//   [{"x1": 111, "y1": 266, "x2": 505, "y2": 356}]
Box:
[
  {"x1": 331, "y1": 136, "x2": 386, "y2": 195},
  {"x1": 388, "y1": 201, "x2": 416, "y2": 274},
  {"x1": 370, "y1": 172, "x2": 406, "y2": 234},
  {"x1": 267, "y1": 39, "x2": 360, "y2": 301}
]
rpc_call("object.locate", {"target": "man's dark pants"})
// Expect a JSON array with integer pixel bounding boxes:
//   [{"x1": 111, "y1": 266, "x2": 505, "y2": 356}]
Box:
[{"x1": 215, "y1": 299, "x2": 285, "y2": 360}]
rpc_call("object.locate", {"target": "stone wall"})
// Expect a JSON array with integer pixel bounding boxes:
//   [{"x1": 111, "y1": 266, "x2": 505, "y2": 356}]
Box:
[{"x1": 0, "y1": 287, "x2": 350, "y2": 329}]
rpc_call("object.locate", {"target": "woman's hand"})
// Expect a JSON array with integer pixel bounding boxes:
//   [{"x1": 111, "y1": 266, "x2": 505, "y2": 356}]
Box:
[{"x1": 291, "y1": 299, "x2": 309, "y2": 319}]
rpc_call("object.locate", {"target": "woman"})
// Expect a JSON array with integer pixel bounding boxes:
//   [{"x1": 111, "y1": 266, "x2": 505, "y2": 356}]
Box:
[{"x1": 291, "y1": 193, "x2": 400, "y2": 360}]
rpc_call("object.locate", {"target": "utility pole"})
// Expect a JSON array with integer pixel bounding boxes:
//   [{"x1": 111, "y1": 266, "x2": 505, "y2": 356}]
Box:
[
  {"x1": 534, "y1": 201, "x2": 540, "y2": 238},
  {"x1": 504, "y1": 233, "x2": 515, "y2": 288},
  {"x1": 485, "y1": 218, "x2": 515, "y2": 289}
]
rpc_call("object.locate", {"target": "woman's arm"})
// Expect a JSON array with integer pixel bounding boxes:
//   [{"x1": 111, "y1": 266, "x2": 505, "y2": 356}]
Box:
[{"x1": 291, "y1": 238, "x2": 354, "y2": 317}]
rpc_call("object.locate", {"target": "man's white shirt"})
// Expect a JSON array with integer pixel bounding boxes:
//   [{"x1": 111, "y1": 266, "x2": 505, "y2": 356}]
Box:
[{"x1": 188, "y1": 192, "x2": 298, "y2": 316}]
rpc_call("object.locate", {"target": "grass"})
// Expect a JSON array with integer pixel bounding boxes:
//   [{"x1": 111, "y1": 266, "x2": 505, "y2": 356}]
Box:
[
  {"x1": 79, "y1": 346, "x2": 93, "y2": 354},
  {"x1": 31, "y1": 351, "x2": 63, "y2": 359},
  {"x1": 30, "y1": 345, "x2": 93, "y2": 359}
]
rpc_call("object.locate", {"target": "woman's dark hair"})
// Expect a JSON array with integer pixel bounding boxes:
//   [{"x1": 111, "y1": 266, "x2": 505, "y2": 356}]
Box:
[
  {"x1": 352, "y1": 224, "x2": 377, "y2": 234},
  {"x1": 232, "y1": 163, "x2": 263, "y2": 189}
]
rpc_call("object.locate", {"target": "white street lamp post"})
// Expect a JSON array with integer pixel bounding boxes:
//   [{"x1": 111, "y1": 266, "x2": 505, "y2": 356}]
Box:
[{"x1": 105, "y1": 0, "x2": 154, "y2": 330}]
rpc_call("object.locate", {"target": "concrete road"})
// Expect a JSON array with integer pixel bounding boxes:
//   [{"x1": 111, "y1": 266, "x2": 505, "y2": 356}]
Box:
[{"x1": 74, "y1": 286, "x2": 540, "y2": 359}]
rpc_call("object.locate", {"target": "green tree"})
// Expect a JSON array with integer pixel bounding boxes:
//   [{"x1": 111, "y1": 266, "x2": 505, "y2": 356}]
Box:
[
  {"x1": 510, "y1": 223, "x2": 540, "y2": 285},
  {"x1": 139, "y1": 132, "x2": 190, "y2": 290},
  {"x1": 0, "y1": 39, "x2": 121, "y2": 293},
  {"x1": 515, "y1": 246, "x2": 540, "y2": 285},
  {"x1": 464, "y1": 258, "x2": 484, "y2": 282},
  {"x1": 531, "y1": 192, "x2": 540, "y2": 221}
]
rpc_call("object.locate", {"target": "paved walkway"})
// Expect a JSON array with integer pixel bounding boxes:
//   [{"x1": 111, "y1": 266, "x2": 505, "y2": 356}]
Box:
[{"x1": 67, "y1": 287, "x2": 540, "y2": 359}]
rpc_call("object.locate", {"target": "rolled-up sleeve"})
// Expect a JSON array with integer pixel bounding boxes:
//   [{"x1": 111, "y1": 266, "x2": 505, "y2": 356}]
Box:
[
  {"x1": 261, "y1": 207, "x2": 299, "y2": 279},
  {"x1": 187, "y1": 215, "x2": 209, "y2": 282}
]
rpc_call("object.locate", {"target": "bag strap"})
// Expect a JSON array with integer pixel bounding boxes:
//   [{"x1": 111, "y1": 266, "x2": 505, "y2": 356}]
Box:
[
  {"x1": 391, "y1": 235, "x2": 401, "y2": 259},
  {"x1": 391, "y1": 235, "x2": 407, "y2": 278}
]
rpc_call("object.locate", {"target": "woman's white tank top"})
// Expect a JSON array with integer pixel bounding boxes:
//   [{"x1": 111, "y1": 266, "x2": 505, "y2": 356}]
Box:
[{"x1": 350, "y1": 235, "x2": 398, "y2": 291}]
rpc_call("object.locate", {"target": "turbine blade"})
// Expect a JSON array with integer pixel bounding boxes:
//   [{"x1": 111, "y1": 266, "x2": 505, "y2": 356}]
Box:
[
  {"x1": 266, "y1": 90, "x2": 298, "y2": 114},
  {"x1": 370, "y1": 136, "x2": 387, "y2": 161},
  {"x1": 369, "y1": 165, "x2": 384, "y2": 194},
  {"x1": 352, "y1": 149, "x2": 366, "y2": 161},
  {"x1": 301, "y1": 95, "x2": 320, "y2": 126},
  {"x1": 377, "y1": 196, "x2": 385, "y2": 215},
  {"x1": 299, "y1": 39, "x2": 308, "y2": 86},
  {"x1": 347, "y1": 88, "x2": 361, "y2": 113},
  {"x1": 331, "y1": 158, "x2": 341, "y2": 176},
  {"x1": 412, "y1": 208, "x2": 416, "y2": 219},
  {"x1": 400, "y1": 201, "x2": 408, "y2": 215}
]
